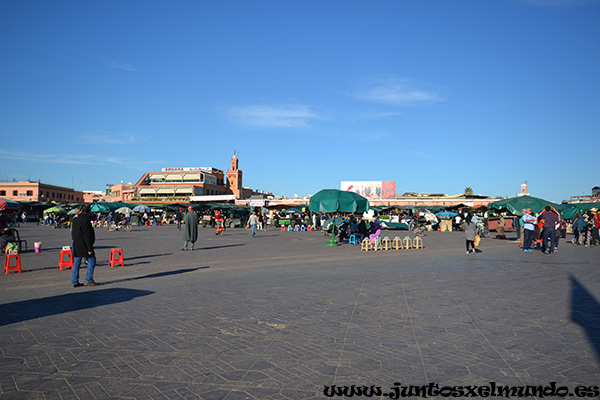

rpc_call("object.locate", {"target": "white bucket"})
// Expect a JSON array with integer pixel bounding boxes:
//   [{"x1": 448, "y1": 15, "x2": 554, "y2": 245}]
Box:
[{"x1": 34, "y1": 242, "x2": 42, "y2": 253}]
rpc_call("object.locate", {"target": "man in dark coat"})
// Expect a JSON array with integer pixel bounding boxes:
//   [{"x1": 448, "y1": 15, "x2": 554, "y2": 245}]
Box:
[
  {"x1": 71, "y1": 204, "x2": 99, "y2": 287},
  {"x1": 183, "y1": 206, "x2": 199, "y2": 250}
]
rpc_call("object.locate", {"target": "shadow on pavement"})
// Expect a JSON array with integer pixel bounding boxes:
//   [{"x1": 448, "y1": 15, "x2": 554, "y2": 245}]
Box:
[
  {"x1": 101, "y1": 266, "x2": 209, "y2": 285},
  {"x1": 199, "y1": 244, "x2": 245, "y2": 250},
  {"x1": 570, "y1": 274, "x2": 600, "y2": 364},
  {"x1": 124, "y1": 253, "x2": 173, "y2": 260},
  {"x1": 0, "y1": 288, "x2": 153, "y2": 327}
]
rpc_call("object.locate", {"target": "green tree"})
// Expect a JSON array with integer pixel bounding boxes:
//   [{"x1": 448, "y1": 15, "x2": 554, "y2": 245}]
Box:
[{"x1": 464, "y1": 187, "x2": 473, "y2": 195}]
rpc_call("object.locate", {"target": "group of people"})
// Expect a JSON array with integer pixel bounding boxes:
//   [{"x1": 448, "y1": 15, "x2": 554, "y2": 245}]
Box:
[
  {"x1": 333, "y1": 215, "x2": 382, "y2": 244},
  {"x1": 520, "y1": 206, "x2": 562, "y2": 254},
  {"x1": 571, "y1": 210, "x2": 600, "y2": 247},
  {"x1": 517, "y1": 206, "x2": 599, "y2": 253}
]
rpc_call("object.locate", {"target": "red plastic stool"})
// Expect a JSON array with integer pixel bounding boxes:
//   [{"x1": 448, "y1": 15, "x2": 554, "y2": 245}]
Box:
[
  {"x1": 58, "y1": 249, "x2": 73, "y2": 270},
  {"x1": 109, "y1": 248, "x2": 124, "y2": 268},
  {"x1": 307, "y1": 226, "x2": 312, "y2": 232},
  {"x1": 280, "y1": 225, "x2": 286, "y2": 231},
  {"x1": 5, "y1": 254, "x2": 22, "y2": 274}
]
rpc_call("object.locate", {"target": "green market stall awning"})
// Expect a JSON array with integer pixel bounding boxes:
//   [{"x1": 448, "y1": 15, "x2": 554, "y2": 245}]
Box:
[
  {"x1": 488, "y1": 195, "x2": 564, "y2": 217},
  {"x1": 0, "y1": 198, "x2": 21, "y2": 213},
  {"x1": 561, "y1": 202, "x2": 600, "y2": 219},
  {"x1": 309, "y1": 189, "x2": 369, "y2": 213}
]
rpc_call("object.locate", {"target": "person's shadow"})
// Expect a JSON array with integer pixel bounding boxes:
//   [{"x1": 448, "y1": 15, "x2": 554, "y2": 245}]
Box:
[
  {"x1": 570, "y1": 274, "x2": 600, "y2": 364},
  {"x1": 0, "y1": 288, "x2": 153, "y2": 327}
]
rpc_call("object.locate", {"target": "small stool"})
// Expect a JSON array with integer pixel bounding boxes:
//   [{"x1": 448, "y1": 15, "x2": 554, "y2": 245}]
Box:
[
  {"x1": 280, "y1": 225, "x2": 286, "y2": 232},
  {"x1": 58, "y1": 249, "x2": 73, "y2": 270},
  {"x1": 403, "y1": 236, "x2": 412, "y2": 249},
  {"x1": 392, "y1": 237, "x2": 403, "y2": 250},
  {"x1": 361, "y1": 238, "x2": 372, "y2": 251},
  {"x1": 287, "y1": 225, "x2": 292, "y2": 231},
  {"x1": 413, "y1": 236, "x2": 424, "y2": 249},
  {"x1": 109, "y1": 248, "x2": 125, "y2": 268},
  {"x1": 307, "y1": 226, "x2": 312, "y2": 232},
  {"x1": 4, "y1": 254, "x2": 22, "y2": 274},
  {"x1": 301, "y1": 226, "x2": 306, "y2": 232},
  {"x1": 293, "y1": 225, "x2": 299, "y2": 232},
  {"x1": 349, "y1": 234, "x2": 357, "y2": 245},
  {"x1": 381, "y1": 237, "x2": 391, "y2": 251}
]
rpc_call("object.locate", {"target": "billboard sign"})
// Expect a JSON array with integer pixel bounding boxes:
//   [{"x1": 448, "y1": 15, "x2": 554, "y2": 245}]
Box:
[{"x1": 341, "y1": 181, "x2": 396, "y2": 200}]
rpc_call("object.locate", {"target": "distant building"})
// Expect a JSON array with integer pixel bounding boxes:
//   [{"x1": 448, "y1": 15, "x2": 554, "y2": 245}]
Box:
[
  {"x1": 133, "y1": 166, "x2": 228, "y2": 202},
  {"x1": 105, "y1": 183, "x2": 137, "y2": 203},
  {"x1": 83, "y1": 191, "x2": 104, "y2": 203},
  {"x1": 0, "y1": 181, "x2": 84, "y2": 203},
  {"x1": 569, "y1": 186, "x2": 600, "y2": 203},
  {"x1": 130, "y1": 155, "x2": 271, "y2": 204}
]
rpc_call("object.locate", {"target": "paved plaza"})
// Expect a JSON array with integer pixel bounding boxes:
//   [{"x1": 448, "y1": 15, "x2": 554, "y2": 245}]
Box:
[{"x1": 1, "y1": 223, "x2": 599, "y2": 399}]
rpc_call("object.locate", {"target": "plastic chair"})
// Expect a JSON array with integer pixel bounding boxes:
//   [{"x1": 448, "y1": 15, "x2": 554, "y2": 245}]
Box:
[
  {"x1": 7, "y1": 228, "x2": 27, "y2": 253},
  {"x1": 109, "y1": 248, "x2": 125, "y2": 268},
  {"x1": 58, "y1": 249, "x2": 73, "y2": 270},
  {"x1": 4, "y1": 254, "x2": 21, "y2": 274}
]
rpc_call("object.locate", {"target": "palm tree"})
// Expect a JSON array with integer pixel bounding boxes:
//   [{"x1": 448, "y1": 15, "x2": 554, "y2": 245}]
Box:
[{"x1": 464, "y1": 187, "x2": 474, "y2": 196}]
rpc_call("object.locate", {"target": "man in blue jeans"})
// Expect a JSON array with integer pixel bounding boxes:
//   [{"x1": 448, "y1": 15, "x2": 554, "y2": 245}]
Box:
[
  {"x1": 540, "y1": 205, "x2": 559, "y2": 254},
  {"x1": 71, "y1": 205, "x2": 99, "y2": 287},
  {"x1": 522, "y1": 208, "x2": 536, "y2": 252},
  {"x1": 248, "y1": 210, "x2": 259, "y2": 238}
]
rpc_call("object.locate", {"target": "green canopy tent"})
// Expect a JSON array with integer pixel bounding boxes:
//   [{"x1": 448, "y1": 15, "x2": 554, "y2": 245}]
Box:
[
  {"x1": 44, "y1": 206, "x2": 66, "y2": 214},
  {"x1": 561, "y1": 202, "x2": 600, "y2": 219},
  {"x1": 488, "y1": 195, "x2": 564, "y2": 217},
  {"x1": 90, "y1": 203, "x2": 111, "y2": 213},
  {"x1": 309, "y1": 189, "x2": 369, "y2": 214},
  {"x1": 309, "y1": 189, "x2": 369, "y2": 246},
  {"x1": 0, "y1": 198, "x2": 20, "y2": 214}
]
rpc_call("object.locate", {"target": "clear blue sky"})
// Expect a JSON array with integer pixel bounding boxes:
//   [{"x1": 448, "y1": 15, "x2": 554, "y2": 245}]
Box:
[{"x1": 1, "y1": 0, "x2": 598, "y2": 203}]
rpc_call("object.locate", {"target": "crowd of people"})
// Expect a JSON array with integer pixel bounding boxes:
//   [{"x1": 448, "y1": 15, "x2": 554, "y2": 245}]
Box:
[{"x1": 517, "y1": 206, "x2": 600, "y2": 253}]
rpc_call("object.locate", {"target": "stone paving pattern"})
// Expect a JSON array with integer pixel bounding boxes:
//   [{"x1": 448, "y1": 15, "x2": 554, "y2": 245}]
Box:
[{"x1": 0, "y1": 224, "x2": 599, "y2": 399}]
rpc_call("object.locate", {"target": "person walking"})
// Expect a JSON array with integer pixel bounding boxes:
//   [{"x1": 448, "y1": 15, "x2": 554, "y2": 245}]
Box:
[
  {"x1": 463, "y1": 213, "x2": 477, "y2": 254},
  {"x1": 522, "y1": 208, "x2": 536, "y2": 252},
  {"x1": 176, "y1": 208, "x2": 182, "y2": 231},
  {"x1": 71, "y1": 205, "x2": 99, "y2": 287},
  {"x1": 182, "y1": 206, "x2": 198, "y2": 250},
  {"x1": 248, "y1": 210, "x2": 259, "y2": 238}
]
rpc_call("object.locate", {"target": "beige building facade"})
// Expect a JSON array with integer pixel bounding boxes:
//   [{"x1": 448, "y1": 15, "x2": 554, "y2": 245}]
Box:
[{"x1": 0, "y1": 181, "x2": 84, "y2": 203}]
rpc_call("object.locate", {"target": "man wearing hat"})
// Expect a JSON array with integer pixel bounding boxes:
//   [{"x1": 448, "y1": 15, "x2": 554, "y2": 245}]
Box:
[{"x1": 71, "y1": 204, "x2": 99, "y2": 287}]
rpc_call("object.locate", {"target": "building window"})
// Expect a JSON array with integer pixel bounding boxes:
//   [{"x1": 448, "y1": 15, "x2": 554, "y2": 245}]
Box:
[
  {"x1": 12, "y1": 190, "x2": 18, "y2": 196},
  {"x1": 0, "y1": 190, "x2": 5, "y2": 196},
  {"x1": 26, "y1": 190, "x2": 33, "y2": 196}
]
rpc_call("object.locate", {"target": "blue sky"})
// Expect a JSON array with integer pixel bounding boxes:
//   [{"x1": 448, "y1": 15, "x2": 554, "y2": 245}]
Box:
[{"x1": 1, "y1": 0, "x2": 598, "y2": 203}]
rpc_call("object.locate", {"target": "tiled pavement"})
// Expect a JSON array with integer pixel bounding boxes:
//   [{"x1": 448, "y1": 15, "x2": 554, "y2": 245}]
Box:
[{"x1": 1, "y1": 224, "x2": 599, "y2": 399}]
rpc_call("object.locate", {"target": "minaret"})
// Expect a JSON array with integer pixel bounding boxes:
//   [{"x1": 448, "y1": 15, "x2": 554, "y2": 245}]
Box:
[
  {"x1": 226, "y1": 154, "x2": 243, "y2": 198},
  {"x1": 519, "y1": 182, "x2": 528, "y2": 197}
]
